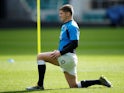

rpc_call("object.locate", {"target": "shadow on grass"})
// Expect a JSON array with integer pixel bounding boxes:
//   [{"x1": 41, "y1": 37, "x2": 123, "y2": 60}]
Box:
[
  {"x1": 0, "y1": 87, "x2": 104, "y2": 93},
  {"x1": 0, "y1": 88, "x2": 69, "y2": 93},
  {"x1": 0, "y1": 90, "x2": 44, "y2": 93}
]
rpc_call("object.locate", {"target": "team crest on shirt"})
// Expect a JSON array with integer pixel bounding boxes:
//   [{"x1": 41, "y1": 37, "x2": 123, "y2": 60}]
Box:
[{"x1": 60, "y1": 60, "x2": 65, "y2": 65}]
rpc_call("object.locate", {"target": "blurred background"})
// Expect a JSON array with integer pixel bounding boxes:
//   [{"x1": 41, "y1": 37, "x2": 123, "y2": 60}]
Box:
[
  {"x1": 0, "y1": 0, "x2": 124, "y2": 55},
  {"x1": 0, "y1": 0, "x2": 124, "y2": 28}
]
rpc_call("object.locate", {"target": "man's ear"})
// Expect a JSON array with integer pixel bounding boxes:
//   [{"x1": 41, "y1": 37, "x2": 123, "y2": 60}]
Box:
[{"x1": 66, "y1": 12, "x2": 71, "y2": 17}]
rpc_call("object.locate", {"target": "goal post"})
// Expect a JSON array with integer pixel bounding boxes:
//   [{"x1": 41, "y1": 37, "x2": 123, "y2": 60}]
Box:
[{"x1": 37, "y1": 0, "x2": 41, "y2": 54}]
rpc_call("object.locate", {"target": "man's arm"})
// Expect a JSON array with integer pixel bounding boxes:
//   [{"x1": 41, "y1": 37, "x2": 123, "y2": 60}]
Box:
[
  {"x1": 50, "y1": 40, "x2": 78, "y2": 59},
  {"x1": 60, "y1": 40, "x2": 78, "y2": 55}
]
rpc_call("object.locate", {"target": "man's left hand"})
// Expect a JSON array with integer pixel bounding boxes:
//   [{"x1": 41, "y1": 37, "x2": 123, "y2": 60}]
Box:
[{"x1": 50, "y1": 50, "x2": 61, "y2": 59}]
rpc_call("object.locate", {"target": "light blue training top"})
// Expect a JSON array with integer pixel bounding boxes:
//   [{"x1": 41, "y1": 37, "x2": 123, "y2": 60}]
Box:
[{"x1": 58, "y1": 20, "x2": 80, "y2": 51}]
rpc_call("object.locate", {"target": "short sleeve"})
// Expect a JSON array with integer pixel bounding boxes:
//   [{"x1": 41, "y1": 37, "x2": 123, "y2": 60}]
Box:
[{"x1": 68, "y1": 26, "x2": 79, "y2": 40}]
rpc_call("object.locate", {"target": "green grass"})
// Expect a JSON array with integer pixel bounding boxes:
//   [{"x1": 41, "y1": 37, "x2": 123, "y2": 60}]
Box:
[
  {"x1": 0, "y1": 27, "x2": 124, "y2": 93},
  {"x1": 0, "y1": 28, "x2": 37, "y2": 55}
]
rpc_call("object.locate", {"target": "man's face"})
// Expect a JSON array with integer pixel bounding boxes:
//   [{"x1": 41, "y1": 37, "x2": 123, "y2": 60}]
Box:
[{"x1": 59, "y1": 10, "x2": 69, "y2": 22}]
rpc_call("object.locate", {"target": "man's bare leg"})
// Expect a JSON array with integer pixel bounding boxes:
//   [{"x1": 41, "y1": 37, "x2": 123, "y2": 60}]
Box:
[
  {"x1": 37, "y1": 52, "x2": 59, "y2": 66},
  {"x1": 64, "y1": 71, "x2": 112, "y2": 88},
  {"x1": 37, "y1": 52, "x2": 59, "y2": 87},
  {"x1": 64, "y1": 72, "x2": 78, "y2": 88}
]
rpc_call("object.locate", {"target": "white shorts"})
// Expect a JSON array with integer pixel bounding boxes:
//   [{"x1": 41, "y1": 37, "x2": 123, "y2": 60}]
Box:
[{"x1": 58, "y1": 53, "x2": 78, "y2": 75}]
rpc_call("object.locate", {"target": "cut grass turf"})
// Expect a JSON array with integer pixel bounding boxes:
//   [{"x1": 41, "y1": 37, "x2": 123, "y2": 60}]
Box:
[
  {"x1": 0, "y1": 55, "x2": 124, "y2": 93},
  {"x1": 0, "y1": 27, "x2": 124, "y2": 93}
]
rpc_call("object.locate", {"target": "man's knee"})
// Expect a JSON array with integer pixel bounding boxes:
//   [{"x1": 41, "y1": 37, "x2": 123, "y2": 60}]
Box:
[
  {"x1": 37, "y1": 53, "x2": 44, "y2": 60},
  {"x1": 37, "y1": 53, "x2": 46, "y2": 65}
]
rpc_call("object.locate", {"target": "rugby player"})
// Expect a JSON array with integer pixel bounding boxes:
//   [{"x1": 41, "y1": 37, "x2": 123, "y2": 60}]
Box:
[{"x1": 26, "y1": 4, "x2": 112, "y2": 90}]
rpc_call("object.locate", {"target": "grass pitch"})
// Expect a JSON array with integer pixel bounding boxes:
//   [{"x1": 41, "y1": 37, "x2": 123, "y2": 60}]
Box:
[{"x1": 0, "y1": 27, "x2": 124, "y2": 93}]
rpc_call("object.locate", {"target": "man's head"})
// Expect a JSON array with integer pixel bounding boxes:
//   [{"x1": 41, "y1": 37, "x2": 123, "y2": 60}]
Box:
[{"x1": 59, "y1": 4, "x2": 74, "y2": 22}]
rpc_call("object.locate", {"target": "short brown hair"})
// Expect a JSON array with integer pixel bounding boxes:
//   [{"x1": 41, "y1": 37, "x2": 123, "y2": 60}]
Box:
[{"x1": 59, "y1": 4, "x2": 74, "y2": 15}]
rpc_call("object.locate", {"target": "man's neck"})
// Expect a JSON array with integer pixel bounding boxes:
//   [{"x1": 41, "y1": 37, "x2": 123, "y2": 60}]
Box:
[{"x1": 64, "y1": 17, "x2": 73, "y2": 23}]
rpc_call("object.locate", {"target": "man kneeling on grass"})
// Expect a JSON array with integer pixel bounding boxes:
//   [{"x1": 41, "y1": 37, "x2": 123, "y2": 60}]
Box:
[{"x1": 26, "y1": 4, "x2": 112, "y2": 90}]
